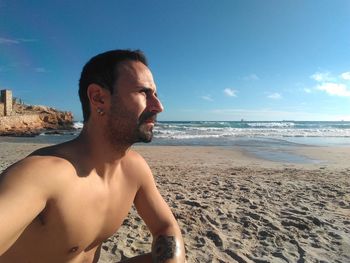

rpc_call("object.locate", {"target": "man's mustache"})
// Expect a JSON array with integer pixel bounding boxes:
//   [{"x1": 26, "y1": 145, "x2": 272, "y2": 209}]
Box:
[{"x1": 138, "y1": 111, "x2": 157, "y2": 124}]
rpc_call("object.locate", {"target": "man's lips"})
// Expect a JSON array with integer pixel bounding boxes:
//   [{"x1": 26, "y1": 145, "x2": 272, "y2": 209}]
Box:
[
  {"x1": 139, "y1": 112, "x2": 157, "y2": 124},
  {"x1": 143, "y1": 118, "x2": 156, "y2": 124}
]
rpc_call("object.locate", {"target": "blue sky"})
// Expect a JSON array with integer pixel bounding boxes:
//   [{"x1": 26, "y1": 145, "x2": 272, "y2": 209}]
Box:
[{"x1": 1, "y1": 0, "x2": 350, "y2": 121}]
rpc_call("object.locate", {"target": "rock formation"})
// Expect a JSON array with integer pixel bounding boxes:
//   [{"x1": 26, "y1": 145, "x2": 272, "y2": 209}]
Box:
[{"x1": 0, "y1": 103, "x2": 74, "y2": 136}]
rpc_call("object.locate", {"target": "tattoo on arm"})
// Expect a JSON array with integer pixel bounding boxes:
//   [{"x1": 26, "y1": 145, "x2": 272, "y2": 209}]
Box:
[{"x1": 152, "y1": 235, "x2": 177, "y2": 263}]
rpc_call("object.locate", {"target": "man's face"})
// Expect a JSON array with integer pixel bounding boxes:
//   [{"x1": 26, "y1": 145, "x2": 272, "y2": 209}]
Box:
[{"x1": 106, "y1": 61, "x2": 163, "y2": 145}]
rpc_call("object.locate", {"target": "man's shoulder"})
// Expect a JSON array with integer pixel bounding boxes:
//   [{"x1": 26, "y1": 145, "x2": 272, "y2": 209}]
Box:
[
  {"x1": 1, "y1": 145, "x2": 76, "y2": 188},
  {"x1": 123, "y1": 149, "x2": 149, "y2": 167},
  {"x1": 5, "y1": 154, "x2": 71, "y2": 175},
  {"x1": 28, "y1": 144, "x2": 76, "y2": 171},
  {"x1": 121, "y1": 149, "x2": 152, "y2": 178},
  {"x1": 23, "y1": 154, "x2": 74, "y2": 172}
]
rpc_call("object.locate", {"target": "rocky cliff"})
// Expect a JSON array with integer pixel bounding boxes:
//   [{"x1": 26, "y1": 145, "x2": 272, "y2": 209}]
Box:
[{"x1": 0, "y1": 103, "x2": 74, "y2": 136}]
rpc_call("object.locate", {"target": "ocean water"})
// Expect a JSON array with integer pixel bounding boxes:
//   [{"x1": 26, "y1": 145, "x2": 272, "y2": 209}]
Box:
[
  {"x1": 1, "y1": 121, "x2": 350, "y2": 164},
  {"x1": 152, "y1": 121, "x2": 350, "y2": 164},
  {"x1": 153, "y1": 121, "x2": 350, "y2": 146}
]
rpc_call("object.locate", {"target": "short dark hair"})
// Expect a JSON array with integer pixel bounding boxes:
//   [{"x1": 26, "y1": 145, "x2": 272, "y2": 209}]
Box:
[{"x1": 79, "y1": 49, "x2": 148, "y2": 122}]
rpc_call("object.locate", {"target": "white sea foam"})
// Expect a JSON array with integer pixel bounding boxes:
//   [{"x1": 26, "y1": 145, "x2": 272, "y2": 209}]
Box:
[
  {"x1": 17, "y1": 120, "x2": 350, "y2": 146},
  {"x1": 154, "y1": 124, "x2": 350, "y2": 139},
  {"x1": 73, "y1": 121, "x2": 84, "y2": 129},
  {"x1": 247, "y1": 122, "x2": 295, "y2": 128}
]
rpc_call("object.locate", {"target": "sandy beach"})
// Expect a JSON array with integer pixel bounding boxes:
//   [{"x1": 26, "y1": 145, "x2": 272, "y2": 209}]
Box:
[{"x1": 0, "y1": 142, "x2": 349, "y2": 262}]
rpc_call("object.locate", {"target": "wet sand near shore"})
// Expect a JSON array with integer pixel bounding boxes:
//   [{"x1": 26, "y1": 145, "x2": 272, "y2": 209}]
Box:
[{"x1": 0, "y1": 142, "x2": 349, "y2": 262}]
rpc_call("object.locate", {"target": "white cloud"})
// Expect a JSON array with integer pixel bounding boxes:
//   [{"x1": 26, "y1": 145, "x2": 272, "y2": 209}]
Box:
[
  {"x1": 0, "y1": 37, "x2": 38, "y2": 45},
  {"x1": 316, "y1": 82, "x2": 350, "y2": 97},
  {"x1": 340, "y1": 72, "x2": 350, "y2": 80},
  {"x1": 223, "y1": 88, "x2": 237, "y2": 97},
  {"x1": 267, "y1": 93, "x2": 282, "y2": 99},
  {"x1": 309, "y1": 70, "x2": 350, "y2": 97},
  {"x1": 34, "y1": 67, "x2": 48, "y2": 73},
  {"x1": 0, "y1": 37, "x2": 19, "y2": 44},
  {"x1": 304, "y1": 88, "x2": 312, "y2": 93},
  {"x1": 17, "y1": 38, "x2": 37, "y2": 42},
  {"x1": 244, "y1": 74, "x2": 259, "y2": 81},
  {"x1": 201, "y1": 95, "x2": 213, "y2": 101},
  {"x1": 310, "y1": 72, "x2": 332, "y2": 82}
]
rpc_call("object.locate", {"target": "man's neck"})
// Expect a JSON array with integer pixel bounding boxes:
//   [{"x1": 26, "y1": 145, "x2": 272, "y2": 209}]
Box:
[{"x1": 73, "y1": 125, "x2": 132, "y2": 179}]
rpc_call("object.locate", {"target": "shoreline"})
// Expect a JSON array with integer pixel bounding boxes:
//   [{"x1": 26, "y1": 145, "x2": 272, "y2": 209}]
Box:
[
  {"x1": 134, "y1": 144, "x2": 350, "y2": 170},
  {"x1": 2, "y1": 135, "x2": 350, "y2": 166},
  {"x1": 1, "y1": 140, "x2": 350, "y2": 170},
  {"x1": 1, "y1": 143, "x2": 349, "y2": 262}
]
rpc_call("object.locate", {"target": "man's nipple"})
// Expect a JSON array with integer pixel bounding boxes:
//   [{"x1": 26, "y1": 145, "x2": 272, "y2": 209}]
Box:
[{"x1": 68, "y1": 246, "x2": 79, "y2": 253}]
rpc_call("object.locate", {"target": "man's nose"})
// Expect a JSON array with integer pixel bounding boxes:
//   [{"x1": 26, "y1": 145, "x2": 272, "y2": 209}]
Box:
[{"x1": 149, "y1": 95, "x2": 164, "y2": 113}]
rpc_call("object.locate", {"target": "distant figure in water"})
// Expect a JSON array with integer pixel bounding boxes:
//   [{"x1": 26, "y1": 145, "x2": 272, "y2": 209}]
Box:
[{"x1": 0, "y1": 50, "x2": 186, "y2": 263}]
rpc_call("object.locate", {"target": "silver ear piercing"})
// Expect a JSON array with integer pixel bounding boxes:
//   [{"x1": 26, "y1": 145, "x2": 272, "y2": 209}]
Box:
[{"x1": 97, "y1": 108, "x2": 105, "y2": 116}]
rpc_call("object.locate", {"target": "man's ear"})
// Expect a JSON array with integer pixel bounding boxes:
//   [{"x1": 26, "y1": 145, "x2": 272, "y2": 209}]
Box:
[{"x1": 87, "y1": 84, "x2": 109, "y2": 110}]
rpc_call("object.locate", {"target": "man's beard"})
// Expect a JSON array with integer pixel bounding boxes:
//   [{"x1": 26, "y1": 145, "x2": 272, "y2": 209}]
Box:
[
  {"x1": 136, "y1": 111, "x2": 157, "y2": 143},
  {"x1": 106, "y1": 107, "x2": 157, "y2": 147}
]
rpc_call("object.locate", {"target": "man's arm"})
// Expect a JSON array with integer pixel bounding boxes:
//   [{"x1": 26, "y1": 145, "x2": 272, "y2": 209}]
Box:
[
  {"x1": 128, "y1": 151, "x2": 186, "y2": 263},
  {"x1": 0, "y1": 157, "x2": 52, "y2": 255}
]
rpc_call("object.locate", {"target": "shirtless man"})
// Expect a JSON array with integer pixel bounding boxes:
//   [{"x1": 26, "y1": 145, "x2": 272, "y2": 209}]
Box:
[{"x1": 0, "y1": 50, "x2": 186, "y2": 262}]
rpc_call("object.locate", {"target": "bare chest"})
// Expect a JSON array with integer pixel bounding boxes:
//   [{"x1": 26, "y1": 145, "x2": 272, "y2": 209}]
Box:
[
  {"x1": 48, "y1": 176, "x2": 137, "y2": 248},
  {"x1": 6, "y1": 175, "x2": 137, "y2": 262}
]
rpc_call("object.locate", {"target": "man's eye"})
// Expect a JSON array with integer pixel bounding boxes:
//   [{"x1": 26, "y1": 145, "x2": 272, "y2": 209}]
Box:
[{"x1": 139, "y1": 89, "x2": 150, "y2": 96}]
